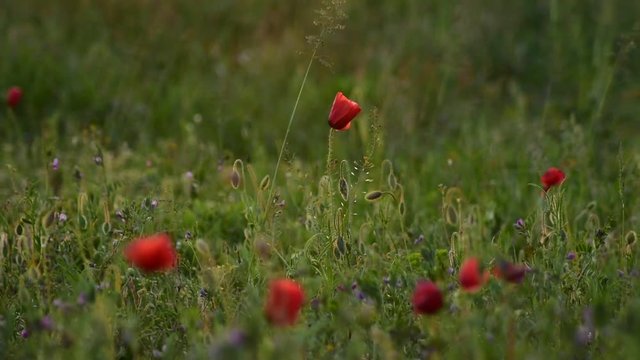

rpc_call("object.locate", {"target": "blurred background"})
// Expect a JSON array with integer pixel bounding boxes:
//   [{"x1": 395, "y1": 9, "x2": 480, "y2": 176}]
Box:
[{"x1": 3, "y1": 0, "x2": 639, "y2": 155}]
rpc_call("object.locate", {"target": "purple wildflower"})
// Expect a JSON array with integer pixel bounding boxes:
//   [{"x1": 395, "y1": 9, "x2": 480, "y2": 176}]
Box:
[
  {"x1": 40, "y1": 315, "x2": 54, "y2": 331},
  {"x1": 199, "y1": 288, "x2": 209, "y2": 298},
  {"x1": 514, "y1": 218, "x2": 525, "y2": 231},
  {"x1": 52, "y1": 158, "x2": 60, "y2": 171},
  {"x1": 575, "y1": 326, "x2": 594, "y2": 346},
  {"x1": 310, "y1": 297, "x2": 320, "y2": 311},
  {"x1": 566, "y1": 251, "x2": 576, "y2": 261},
  {"x1": 58, "y1": 212, "x2": 68, "y2": 223},
  {"x1": 77, "y1": 293, "x2": 88, "y2": 306},
  {"x1": 228, "y1": 329, "x2": 246, "y2": 347}
]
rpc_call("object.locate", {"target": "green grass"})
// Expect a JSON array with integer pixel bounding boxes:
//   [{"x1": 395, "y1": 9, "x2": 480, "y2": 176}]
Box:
[{"x1": 2, "y1": 0, "x2": 640, "y2": 358}]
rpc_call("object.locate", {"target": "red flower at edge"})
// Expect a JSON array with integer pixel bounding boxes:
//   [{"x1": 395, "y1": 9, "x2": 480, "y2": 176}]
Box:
[
  {"x1": 6, "y1": 86, "x2": 23, "y2": 109},
  {"x1": 541, "y1": 167, "x2": 566, "y2": 191},
  {"x1": 459, "y1": 257, "x2": 489, "y2": 293},
  {"x1": 412, "y1": 281, "x2": 443, "y2": 315},
  {"x1": 492, "y1": 260, "x2": 527, "y2": 284},
  {"x1": 328, "y1": 92, "x2": 361, "y2": 131},
  {"x1": 124, "y1": 233, "x2": 177, "y2": 273},
  {"x1": 265, "y1": 279, "x2": 305, "y2": 326}
]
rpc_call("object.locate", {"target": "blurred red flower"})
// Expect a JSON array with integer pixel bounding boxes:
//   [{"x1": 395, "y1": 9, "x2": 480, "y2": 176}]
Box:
[
  {"x1": 6, "y1": 86, "x2": 23, "y2": 109},
  {"x1": 412, "y1": 281, "x2": 443, "y2": 315},
  {"x1": 459, "y1": 257, "x2": 488, "y2": 293},
  {"x1": 124, "y1": 233, "x2": 177, "y2": 272},
  {"x1": 328, "y1": 92, "x2": 361, "y2": 131},
  {"x1": 541, "y1": 167, "x2": 565, "y2": 191},
  {"x1": 265, "y1": 279, "x2": 305, "y2": 326},
  {"x1": 492, "y1": 260, "x2": 526, "y2": 284}
]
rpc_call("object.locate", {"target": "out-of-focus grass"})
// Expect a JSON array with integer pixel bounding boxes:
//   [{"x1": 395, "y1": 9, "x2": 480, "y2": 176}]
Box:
[{"x1": 1, "y1": 0, "x2": 640, "y2": 359}]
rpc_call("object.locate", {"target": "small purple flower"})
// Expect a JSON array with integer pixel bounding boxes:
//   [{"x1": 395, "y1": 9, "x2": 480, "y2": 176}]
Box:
[
  {"x1": 40, "y1": 315, "x2": 54, "y2": 331},
  {"x1": 150, "y1": 199, "x2": 159, "y2": 209},
  {"x1": 94, "y1": 156, "x2": 103, "y2": 166},
  {"x1": 184, "y1": 171, "x2": 194, "y2": 180},
  {"x1": 52, "y1": 158, "x2": 60, "y2": 171},
  {"x1": 351, "y1": 281, "x2": 358, "y2": 290},
  {"x1": 53, "y1": 299, "x2": 72, "y2": 313},
  {"x1": 152, "y1": 349, "x2": 164, "y2": 358},
  {"x1": 355, "y1": 290, "x2": 366, "y2": 301},
  {"x1": 228, "y1": 329, "x2": 246, "y2": 347},
  {"x1": 310, "y1": 297, "x2": 320, "y2": 310},
  {"x1": 77, "y1": 293, "x2": 88, "y2": 306},
  {"x1": 20, "y1": 329, "x2": 30, "y2": 338},
  {"x1": 448, "y1": 267, "x2": 455, "y2": 276},
  {"x1": 185, "y1": 231, "x2": 193, "y2": 240},
  {"x1": 575, "y1": 325, "x2": 594, "y2": 346},
  {"x1": 566, "y1": 251, "x2": 576, "y2": 261},
  {"x1": 414, "y1": 234, "x2": 425, "y2": 246},
  {"x1": 58, "y1": 212, "x2": 68, "y2": 223},
  {"x1": 485, "y1": 332, "x2": 495, "y2": 342},
  {"x1": 199, "y1": 288, "x2": 209, "y2": 298},
  {"x1": 514, "y1": 218, "x2": 525, "y2": 231}
]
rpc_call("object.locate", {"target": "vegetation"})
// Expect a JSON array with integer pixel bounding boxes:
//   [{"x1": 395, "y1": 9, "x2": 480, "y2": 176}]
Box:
[{"x1": 1, "y1": 0, "x2": 640, "y2": 358}]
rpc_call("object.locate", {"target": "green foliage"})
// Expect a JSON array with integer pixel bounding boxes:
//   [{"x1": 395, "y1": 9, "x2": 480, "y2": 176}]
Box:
[{"x1": 2, "y1": 0, "x2": 640, "y2": 359}]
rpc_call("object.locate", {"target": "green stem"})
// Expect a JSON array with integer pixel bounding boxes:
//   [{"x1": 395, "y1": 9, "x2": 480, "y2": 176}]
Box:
[
  {"x1": 266, "y1": 44, "x2": 320, "y2": 220},
  {"x1": 326, "y1": 129, "x2": 336, "y2": 237},
  {"x1": 325, "y1": 129, "x2": 335, "y2": 176}
]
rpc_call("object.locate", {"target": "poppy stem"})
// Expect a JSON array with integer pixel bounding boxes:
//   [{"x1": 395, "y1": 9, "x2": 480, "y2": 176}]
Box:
[
  {"x1": 266, "y1": 38, "x2": 322, "y2": 222},
  {"x1": 326, "y1": 128, "x2": 336, "y2": 236},
  {"x1": 325, "y1": 129, "x2": 335, "y2": 176}
]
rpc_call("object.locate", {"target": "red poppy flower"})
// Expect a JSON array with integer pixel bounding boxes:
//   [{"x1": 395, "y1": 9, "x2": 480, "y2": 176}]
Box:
[
  {"x1": 265, "y1": 279, "x2": 305, "y2": 326},
  {"x1": 459, "y1": 257, "x2": 489, "y2": 293},
  {"x1": 412, "y1": 281, "x2": 443, "y2": 315},
  {"x1": 541, "y1": 167, "x2": 565, "y2": 191},
  {"x1": 124, "y1": 233, "x2": 178, "y2": 273},
  {"x1": 492, "y1": 260, "x2": 526, "y2": 284},
  {"x1": 6, "y1": 86, "x2": 23, "y2": 109},
  {"x1": 328, "y1": 92, "x2": 361, "y2": 131}
]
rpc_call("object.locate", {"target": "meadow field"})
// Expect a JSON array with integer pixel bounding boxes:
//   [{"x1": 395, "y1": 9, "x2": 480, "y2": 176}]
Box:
[{"x1": 2, "y1": 0, "x2": 640, "y2": 358}]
